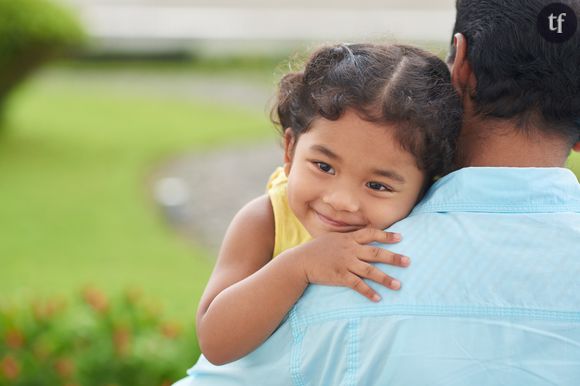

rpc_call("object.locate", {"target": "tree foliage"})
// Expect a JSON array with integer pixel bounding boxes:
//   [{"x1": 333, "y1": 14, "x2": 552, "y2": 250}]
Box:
[{"x1": 0, "y1": 0, "x2": 84, "y2": 121}]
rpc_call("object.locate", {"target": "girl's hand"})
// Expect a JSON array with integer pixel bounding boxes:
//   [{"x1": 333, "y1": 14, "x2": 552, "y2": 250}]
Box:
[{"x1": 291, "y1": 228, "x2": 409, "y2": 302}]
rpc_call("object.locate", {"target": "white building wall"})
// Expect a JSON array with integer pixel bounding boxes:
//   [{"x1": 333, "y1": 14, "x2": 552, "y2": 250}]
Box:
[{"x1": 57, "y1": 0, "x2": 456, "y2": 54}]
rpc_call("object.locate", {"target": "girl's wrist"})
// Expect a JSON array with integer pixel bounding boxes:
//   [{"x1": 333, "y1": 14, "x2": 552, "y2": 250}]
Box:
[{"x1": 275, "y1": 247, "x2": 309, "y2": 288}]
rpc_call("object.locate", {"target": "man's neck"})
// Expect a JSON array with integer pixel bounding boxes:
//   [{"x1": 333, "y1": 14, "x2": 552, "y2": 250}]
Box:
[{"x1": 456, "y1": 118, "x2": 570, "y2": 168}]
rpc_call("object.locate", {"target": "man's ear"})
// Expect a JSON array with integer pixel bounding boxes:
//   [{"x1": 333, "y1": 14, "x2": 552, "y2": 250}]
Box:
[
  {"x1": 450, "y1": 33, "x2": 476, "y2": 98},
  {"x1": 283, "y1": 128, "x2": 296, "y2": 176}
]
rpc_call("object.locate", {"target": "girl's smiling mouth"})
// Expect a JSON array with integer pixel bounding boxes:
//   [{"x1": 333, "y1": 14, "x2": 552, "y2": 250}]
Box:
[{"x1": 314, "y1": 210, "x2": 364, "y2": 231}]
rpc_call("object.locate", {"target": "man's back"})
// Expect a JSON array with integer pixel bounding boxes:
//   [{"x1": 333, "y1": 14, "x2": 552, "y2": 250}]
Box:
[
  {"x1": 290, "y1": 167, "x2": 580, "y2": 385},
  {"x1": 183, "y1": 167, "x2": 580, "y2": 385}
]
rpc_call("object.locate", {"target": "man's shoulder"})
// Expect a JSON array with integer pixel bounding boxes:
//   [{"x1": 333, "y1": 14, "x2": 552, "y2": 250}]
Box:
[{"x1": 401, "y1": 167, "x2": 580, "y2": 216}]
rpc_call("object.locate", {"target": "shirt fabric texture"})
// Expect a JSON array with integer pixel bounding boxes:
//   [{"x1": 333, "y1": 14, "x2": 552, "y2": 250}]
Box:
[
  {"x1": 267, "y1": 166, "x2": 312, "y2": 257},
  {"x1": 174, "y1": 167, "x2": 580, "y2": 386}
]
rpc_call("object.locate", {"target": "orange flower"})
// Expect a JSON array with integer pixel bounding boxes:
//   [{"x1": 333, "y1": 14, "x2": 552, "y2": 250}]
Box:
[
  {"x1": 161, "y1": 322, "x2": 182, "y2": 339},
  {"x1": 5, "y1": 328, "x2": 24, "y2": 349},
  {"x1": 113, "y1": 327, "x2": 131, "y2": 357},
  {"x1": 54, "y1": 358, "x2": 75, "y2": 378},
  {"x1": 0, "y1": 355, "x2": 20, "y2": 380},
  {"x1": 82, "y1": 286, "x2": 108, "y2": 313},
  {"x1": 32, "y1": 297, "x2": 66, "y2": 321}
]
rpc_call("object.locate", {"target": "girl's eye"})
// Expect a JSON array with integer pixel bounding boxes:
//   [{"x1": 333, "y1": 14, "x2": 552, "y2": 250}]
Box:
[
  {"x1": 315, "y1": 162, "x2": 335, "y2": 175},
  {"x1": 367, "y1": 181, "x2": 392, "y2": 192}
]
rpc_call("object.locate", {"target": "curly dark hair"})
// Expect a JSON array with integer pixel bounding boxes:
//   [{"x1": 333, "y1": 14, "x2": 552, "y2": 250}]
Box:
[{"x1": 271, "y1": 43, "x2": 463, "y2": 182}]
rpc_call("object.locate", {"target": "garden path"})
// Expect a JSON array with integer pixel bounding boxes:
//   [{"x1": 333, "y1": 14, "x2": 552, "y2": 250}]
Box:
[
  {"x1": 150, "y1": 141, "x2": 282, "y2": 252},
  {"x1": 91, "y1": 69, "x2": 286, "y2": 252}
]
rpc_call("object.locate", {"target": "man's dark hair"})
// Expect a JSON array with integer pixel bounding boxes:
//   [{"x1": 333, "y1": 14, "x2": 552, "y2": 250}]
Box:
[
  {"x1": 272, "y1": 43, "x2": 462, "y2": 182},
  {"x1": 448, "y1": 0, "x2": 580, "y2": 144}
]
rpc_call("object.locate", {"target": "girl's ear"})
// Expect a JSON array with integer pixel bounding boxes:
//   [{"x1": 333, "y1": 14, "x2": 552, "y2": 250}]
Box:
[{"x1": 283, "y1": 128, "x2": 296, "y2": 176}]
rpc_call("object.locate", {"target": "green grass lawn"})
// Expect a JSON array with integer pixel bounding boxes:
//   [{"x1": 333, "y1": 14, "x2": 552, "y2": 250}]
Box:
[{"x1": 0, "y1": 66, "x2": 273, "y2": 326}]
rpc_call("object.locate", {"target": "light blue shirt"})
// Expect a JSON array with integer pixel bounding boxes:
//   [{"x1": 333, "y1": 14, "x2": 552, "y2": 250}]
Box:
[{"x1": 175, "y1": 167, "x2": 580, "y2": 386}]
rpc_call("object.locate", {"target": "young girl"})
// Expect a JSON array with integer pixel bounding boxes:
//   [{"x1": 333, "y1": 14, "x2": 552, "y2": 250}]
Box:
[{"x1": 195, "y1": 43, "x2": 462, "y2": 366}]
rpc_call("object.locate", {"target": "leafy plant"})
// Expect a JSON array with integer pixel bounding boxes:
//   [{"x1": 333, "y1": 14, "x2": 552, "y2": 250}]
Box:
[{"x1": 0, "y1": 288, "x2": 199, "y2": 386}]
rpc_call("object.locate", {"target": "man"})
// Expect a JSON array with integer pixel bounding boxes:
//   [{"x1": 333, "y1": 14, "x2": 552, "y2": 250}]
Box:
[{"x1": 176, "y1": 0, "x2": 580, "y2": 384}]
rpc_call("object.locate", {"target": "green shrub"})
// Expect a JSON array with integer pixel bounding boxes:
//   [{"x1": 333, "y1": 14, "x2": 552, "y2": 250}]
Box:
[
  {"x1": 0, "y1": 0, "x2": 84, "y2": 121},
  {"x1": 0, "y1": 288, "x2": 199, "y2": 386}
]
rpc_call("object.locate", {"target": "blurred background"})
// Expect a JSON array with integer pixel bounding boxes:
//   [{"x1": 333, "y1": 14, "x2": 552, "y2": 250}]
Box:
[{"x1": 0, "y1": 0, "x2": 578, "y2": 384}]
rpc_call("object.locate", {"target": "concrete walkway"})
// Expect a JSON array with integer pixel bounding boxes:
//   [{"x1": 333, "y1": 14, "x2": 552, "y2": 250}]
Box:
[{"x1": 150, "y1": 141, "x2": 283, "y2": 251}]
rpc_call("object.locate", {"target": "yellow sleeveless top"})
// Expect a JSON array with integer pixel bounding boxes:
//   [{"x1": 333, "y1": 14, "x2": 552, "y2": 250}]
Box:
[{"x1": 266, "y1": 167, "x2": 312, "y2": 257}]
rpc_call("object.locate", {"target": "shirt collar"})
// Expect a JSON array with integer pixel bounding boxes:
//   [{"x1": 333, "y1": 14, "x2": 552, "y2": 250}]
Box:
[{"x1": 412, "y1": 167, "x2": 580, "y2": 214}]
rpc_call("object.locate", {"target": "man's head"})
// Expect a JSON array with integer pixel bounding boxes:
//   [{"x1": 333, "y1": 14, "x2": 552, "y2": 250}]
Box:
[{"x1": 448, "y1": 0, "x2": 580, "y2": 154}]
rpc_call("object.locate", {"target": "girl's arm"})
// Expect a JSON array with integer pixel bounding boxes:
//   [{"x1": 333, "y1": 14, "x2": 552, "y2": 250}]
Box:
[
  {"x1": 197, "y1": 196, "x2": 409, "y2": 366},
  {"x1": 196, "y1": 194, "x2": 309, "y2": 365}
]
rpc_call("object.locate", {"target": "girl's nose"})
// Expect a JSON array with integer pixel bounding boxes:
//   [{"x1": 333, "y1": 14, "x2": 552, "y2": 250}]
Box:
[{"x1": 322, "y1": 189, "x2": 360, "y2": 213}]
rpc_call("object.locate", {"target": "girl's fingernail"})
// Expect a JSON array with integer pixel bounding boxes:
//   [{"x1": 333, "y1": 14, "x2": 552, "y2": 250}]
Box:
[
  {"x1": 391, "y1": 280, "x2": 401, "y2": 290},
  {"x1": 392, "y1": 233, "x2": 401, "y2": 241},
  {"x1": 401, "y1": 256, "x2": 410, "y2": 266},
  {"x1": 372, "y1": 294, "x2": 381, "y2": 302}
]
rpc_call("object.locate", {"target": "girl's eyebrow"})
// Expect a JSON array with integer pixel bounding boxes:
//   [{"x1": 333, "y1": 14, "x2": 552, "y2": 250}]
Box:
[
  {"x1": 310, "y1": 144, "x2": 340, "y2": 160},
  {"x1": 372, "y1": 168, "x2": 406, "y2": 184},
  {"x1": 311, "y1": 144, "x2": 406, "y2": 184}
]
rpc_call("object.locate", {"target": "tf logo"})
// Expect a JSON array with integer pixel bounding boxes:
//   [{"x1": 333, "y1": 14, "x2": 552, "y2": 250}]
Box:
[{"x1": 537, "y1": 3, "x2": 577, "y2": 42}]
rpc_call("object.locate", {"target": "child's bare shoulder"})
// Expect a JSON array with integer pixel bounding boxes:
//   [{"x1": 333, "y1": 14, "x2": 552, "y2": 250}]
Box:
[
  {"x1": 220, "y1": 194, "x2": 275, "y2": 262},
  {"x1": 234, "y1": 194, "x2": 274, "y2": 228}
]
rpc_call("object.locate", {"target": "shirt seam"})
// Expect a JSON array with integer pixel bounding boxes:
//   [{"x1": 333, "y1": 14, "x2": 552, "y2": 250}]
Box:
[
  {"x1": 344, "y1": 318, "x2": 360, "y2": 386},
  {"x1": 411, "y1": 204, "x2": 580, "y2": 215},
  {"x1": 290, "y1": 307, "x2": 307, "y2": 386},
  {"x1": 293, "y1": 305, "x2": 580, "y2": 329}
]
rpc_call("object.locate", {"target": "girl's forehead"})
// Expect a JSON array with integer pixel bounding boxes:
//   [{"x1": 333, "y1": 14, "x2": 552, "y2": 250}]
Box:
[
  {"x1": 296, "y1": 113, "x2": 419, "y2": 172},
  {"x1": 298, "y1": 112, "x2": 399, "y2": 152}
]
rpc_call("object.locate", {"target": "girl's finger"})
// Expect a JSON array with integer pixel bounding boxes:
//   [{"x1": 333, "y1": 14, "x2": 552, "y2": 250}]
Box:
[
  {"x1": 358, "y1": 246, "x2": 410, "y2": 267},
  {"x1": 350, "y1": 261, "x2": 401, "y2": 291},
  {"x1": 343, "y1": 272, "x2": 382, "y2": 302},
  {"x1": 352, "y1": 228, "x2": 401, "y2": 245}
]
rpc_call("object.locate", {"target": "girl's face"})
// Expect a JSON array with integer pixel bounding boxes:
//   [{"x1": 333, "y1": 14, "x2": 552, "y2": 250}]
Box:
[{"x1": 284, "y1": 109, "x2": 425, "y2": 238}]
